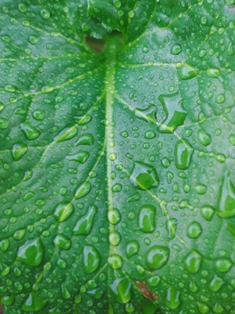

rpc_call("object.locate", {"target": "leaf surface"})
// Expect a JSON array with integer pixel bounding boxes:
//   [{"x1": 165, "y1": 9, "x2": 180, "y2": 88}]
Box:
[{"x1": 1, "y1": 1, "x2": 235, "y2": 313}]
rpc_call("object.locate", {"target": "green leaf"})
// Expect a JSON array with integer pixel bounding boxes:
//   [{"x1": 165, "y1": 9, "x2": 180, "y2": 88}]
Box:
[{"x1": 1, "y1": 0, "x2": 235, "y2": 313}]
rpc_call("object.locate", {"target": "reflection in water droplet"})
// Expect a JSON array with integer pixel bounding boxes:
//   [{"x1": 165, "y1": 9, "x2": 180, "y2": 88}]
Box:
[
  {"x1": 109, "y1": 231, "x2": 121, "y2": 246},
  {"x1": 166, "y1": 218, "x2": 178, "y2": 239},
  {"x1": 126, "y1": 241, "x2": 139, "y2": 258},
  {"x1": 133, "y1": 104, "x2": 156, "y2": 123},
  {"x1": 184, "y1": 251, "x2": 202, "y2": 273},
  {"x1": 74, "y1": 114, "x2": 92, "y2": 125},
  {"x1": 83, "y1": 245, "x2": 100, "y2": 274},
  {"x1": 131, "y1": 161, "x2": 159, "y2": 190},
  {"x1": 146, "y1": 245, "x2": 169, "y2": 269},
  {"x1": 197, "y1": 129, "x2": 211, "y2": 146},
  {"x1": 207, "y1": 68, "x2": 220, "y2": 78},
  {"x1": 175, "y1": 139, "x2": 193, "y2": 170},
  {"x1": 75, "y1": 133, "x2": 94, "y2": 146},
  {"x1": 110, "y1": 277, "x2": 131, "y2": 304},
  {"x1": 108, "y1": 254, "x2": 123, "y2": 269},
  {"x1": 209, "y1": 275, "x2": 224, "y2": 292},
  {"x1": 197, "y1": 302, "x2": 209, "y2": 314},
  {"x1": 200, "y1": 205, "x2": 214, "y2": 220},
  {"x1": 32, "y1": 109, "x2": 45, "y2": 120},
  {"x1": 165, "y1": 288, "x2": 181, "y2": 309},
  {"x1": 54, "y1": 202, "x2": 74, "y2": 222},
  {"x1": 22, "y1": 293, "x2": 48, "y2": 312},
  {"x1": 20, "y1": 122, "x2": 40, "y2": 140},
  {"x1": 17, "y1": 238, "x2": 44, "y2": 266},
  {"x1": 194, "y1": 183, "x2": 207, "y2": 195},
  {"x1": 75, "y1": 181, "x2": 91, "y2": 199},
  {"x1": 187, "y1": 222, "x2": 202, "y2": 238},
  {"x1": 12, "y1": 142, "x2": 28, "y2": 161},
  {"x1": 40, "y1": 8, "x2": 50, "y2": 19},
  {"x1": 66, "y1": 150, "x2": 90, "y2": 164},
  {"x1": 218, "y1": 171, "x2": 235, "y2": 218},
  {"x1": 0, "y1": 295, "x2": 15, "y2": 306},
  {"x1": 53, "y1": 234, "x2": 71, "y2": 250},
  {"x1": 179, "y1": 64, "x2": 199, "y2": 80},
  {"x1": 108, "y1": 208, "x2": 121, "y2": 225},
  {"x1": 138, "y1": 205, "x2": 156, "y2": 233},
  {"x1": 55, "y1": 125, "x2": 77, "y2": 142},
  {"x1": 158, "y1": 91, "x2": 186, "y2": 133},
  {"x1": 18, "y1": 3, "x2": 27, "y2": 12},
  {"x1": 171, "y1": 43, "x2": 182, "y2": 55},
  {"x1": 127, "y1": 192, "x2": 140, "y2": 202},
  {"x1": 214, "y1": 257, "x2": 233, "y2": 273},
  {"x1": 73, "y1": 205, "x2": 97, "y2": 235}
]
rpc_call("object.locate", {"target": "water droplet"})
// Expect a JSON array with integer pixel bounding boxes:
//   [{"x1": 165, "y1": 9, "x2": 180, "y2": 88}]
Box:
[
  {"x1": 216, "y1": 94, "x2": 225, "y2": 104},
  {"x1": 166, "y1": 218, "x2": 178, "y2": 239},
  {"x1": 66, "y1": 150, "x2": 89, "y2": 163},
  {"x1": 187, "y1": 222, "x2": 202, "y2": 238},
  {"x1": 165, "y1": 288, "x2": 181, "y2": 309},
  {"x1": 75, "y1": 133, "x2": 94, "y2": 146},
  {"x1": 20, "y1": 122, "x2": 40, "y2": 140},
  {"x1": 207, "y1": 68, "x2": 220, "y2": 78},
  {"x1": 113, "y1": 0, "x2": 121, "y2": 8},
  {"x1": 200, "y1": 205, "x2": 214, "y2": 220},
  {"x1": 0, "y1": 118, "x2": 8, "y2": 129},
  {"x1": 83, "y1": 245, "x2": 100, "y2": 274},
  {"x1": 127, "y1": 192, "x2": 140, "y2": 202},
  {"x1": 12, "y1": 142, "x2": 28, "y2": 161},
  {"x1": 74, "y1": 114, "x2": 92, "y2": 125},
  {"x1": 55, "y1": 125, "x2": 77, "y2": 142},
  {"x1": 53, "y1": 234, "x2": 71, "y2": 250},
  {"x1": 171, "y1": 43, "x2": 182, "y2": 55},
  {"x1": 175, "y1": 139, "x2": 193, "y2": 170},
  {"x1": 18, "y1": 3, "x2": 27, "y2": 12},
  {"x1": 213, "y1": 303, "x2": 224, "y2": 313},
  {"x1": 209, "y1": 275, "x2": 224, "y2": 292},
  {"x1": 75, "y1": 181, "x2": 91, "y2": 200},
  {"x1": 218, "y1": 171, "x2": 235, "y2": 218},
  {"x1": 133, "y1": 104, "x2": 156, "y2": 123},
  {"x1": 197, "y1": 129, "x2": 211, "y2": 146},
  {"x1": 40, "y1": 8, "x2": 50, "y2": 19},
  {"x1": 110, "y1": 277, "x2": 131, "y2": 304},
  {"x1": 54, "y1": 202, "x2": 74, "y2": 222},
  {"x1": 184, "y1": 251, "x2": 202, "y2": 273},
  {"x1": 146, "y1": 245, "x2": 169, "y2": 269},
  {"x1": 13, "y1": 229, "x2": 26, "y2": 240},
  {"x1": 138, "y1": 205, "x2": 156, "y2": 233},
  {"x1": 179, "y1": 64, "x2": 199, "y2": 80},
  {"x1": 144, "y1": 130, "x2": 156, "y2": 139},
  {"x1": 0, "y1": 295, "x2": 15, "y2": 306},
  {"x1": 29, "y1": 35, "x2": 39, "y2": 45},
  {"x1": 5, "y1": 84, "x2": 15, "y2": 92},
  {"x1": 158, "y1": 91, "x2": 186, "y2": 133},
  {"x1": 126, "y1": 241, "x2": 139, "y2": 258},
  {"x1": 17, "y1": 238, "x2": 44, "y2": 266},
  {"x1": 229, "y1": 134, "x2": 235, "y2": 146},
  {"x1": 189, "y1": 279, "x2": 198, "y2": 292},
  {"x1": 228, "y1": 42, "x2": 234, "y2": 56},
  {"x1": 73, "y1": 205, "x2": 97, "y2": 235},
  {"x1": 108, "y1": 208, "x2": 121, "y2": 225},
  {"x1": 130, "y1": 161, "x2": 159, "y2": 190},
  {"x1": 214, "y1": 257, "x2": 232, "y2": 272},
  {"x1": 32, "y1": 109, "x2": 45, "y2": 120},
  {"x1": 197, "y1": 302, "x2": 209, "y2": 314},
  {"x1": 57, "y1": 258, "x2": 67, "y2": 269},
  {"x1": 0, "y1": 239, "x2": 9, "y2": 252},
  {"x1": 108, "y1": 254, "x2": 123, "y2": 269},
  {"x1": 109, "y1": 231, "x2": 121, "y2": 246},
  {"x1": 22, "y1": 293, "x2": 47, "y2": 312},
  {"x1": 112, "y1": 183, "x2": 122, "y2": 192}
]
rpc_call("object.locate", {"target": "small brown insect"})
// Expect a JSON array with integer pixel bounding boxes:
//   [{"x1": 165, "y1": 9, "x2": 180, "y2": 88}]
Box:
[{"x1": 135, "y1": 280, "x2": 158, "y2": 300}]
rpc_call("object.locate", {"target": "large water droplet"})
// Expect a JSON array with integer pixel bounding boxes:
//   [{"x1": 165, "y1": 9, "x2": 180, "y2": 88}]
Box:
[
  {"x1": 75, "y1": 133, "x2": 94, "y2": 146},
  {"x1": 55, "y1": 125, "x2": 77, "y2": 142},
  {"x1": 108, "y1": 208, "x2": 121, "y2": 225},
  {"x1": 66, "y1": 150, "x2": 89, "y2": 163},
  {"x1": 207, "y1": 68, "x2": 220, "y2": 78},
  {"x1": 133, "y1": 104, "x2": 156, "y2": 123},
  {"x1": 158, "y1": 91, "x2": 186, "y2": 133},
  {"x1": 146, "y1": 245, "x2": 169, "y2": 269},
  {"x1": 108, "y1": 254, "x2": 123, "y2": 269},
  {"x1": 75, "y1": 181, "x2": 91, "y2": 199},
  {"x1": 187, "y1": 222, "x2": 202, "y2": 238},
  {"x1": 0, "y1": 239, "x2": 9, "y2": 252},
  {"x1": 126, "y1": 241, "x2": 139, "y2": 258},
  {"x1": 130, "y1": 161, "x2": 159, "y2": 190},
  {"x1": 74, "y1": 114, "x2": 92, "y2": 125},
  {"x1": 218, "y1": 171, "x2": 235, "y2": 218},
  {"x1": 109, "y1": 231, "x2": 121, "y2": 246},
  {"x1": 209, "y1": 275, "x2": 225, "y2": 292},
  {"x1": 54, "y1": 202, "x2": 74, "y2": 222},
  {"x1": 166, "y1": 218, "x2": 178, "y2": 239},
  {"x1": 184, "y1": 251, "x2": 202, "y2": 273},
  {"x1": 110, "y1": 277, "x2": 131, "y2": 304},
  {"x1": 12, "y1": 142, "x2": 28, "y2": 161},
  {"x1": 213, "y1": 303, "x2": 224, "y2": 313},
  {"x1": 20, "y1": 122, "x2": 40, "y2": 140},
  {"x1": 175, "y1": 139, "x2": 193, "y2": 170},
  {"x1": 22, "y1": 293, "x2": 47, "y2": 312},
  {"x1": 138, "y1": 205, "x2": 156, "y2": 233},
  {"x1": 171, "y1": 43, "x2": 182, "y2": 55},
  {"x1": 214, "y1": 257, "x2": 233, "y2": 273},
  {"x1": 40, "y1": 8, "x2": 50, "y2": 19},
  {"x1": 179, "y1": 64, "x2": 199, "y2": 80},
  {"x1": 0, "y1": 295, "x2": 15, "y2": 306},
  {"x1": 17, "y1": 238, "x2": 44, "y2": 266},
  {"x1": 200, "y1": 205, "x2": 214, "y2": 220},
  {"x1": 83, "y1": 245, "x2": 100, "y2": 274},
  {"x1": 197, "y1": 129, "x2": 211, "y2": 146},
  {"x1": 32, "y1": 109, "x2": 45, "y2": 120},
  {"x1": 53, "y1": 234, "x2": 71, "y2": 250},
  {"x1": 165, "y1": 288, "x2": 181, "y2": 309},
  {"x1": 197, "y1": 302, "x2": 209, "y2": 314},
  {"x1": 73, "y1": 205, "x2": 97, "y2": 235}
]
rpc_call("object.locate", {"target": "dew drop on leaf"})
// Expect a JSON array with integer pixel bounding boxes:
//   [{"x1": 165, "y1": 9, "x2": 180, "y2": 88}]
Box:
[
  {"x1": 53, "y1": 234, "x2": 71, "y2": 250},
  {"x1": 73, "y1": 205, "x2": 97, "y2": 235},
  {"x1": 186, "y1": 222, "x2": 203, "y2": 238},
  {"x1": 165, "y1": 287, "x2": 181, "y2": 310},
  {"x1": 12, "y1": 142, "x2": 28, "y2": 161},
  {"x1": 20, "y1": 122, "x2": 40, "y2": 140},
  {"x1": 209, "y1": 275, "x2": 225, "y2": 292},
  {"x1": 130, "y1": 161, "x2": 159, "y2": 190},
  {"x1": 54, "y1": 202, "x2": 74, "y2": 222},
  {"x1": 17, "y1": 238, "x2": 44, "y2": 266},
  {"x1": 110, "y1": 277, "x2": 131, "y2": 304},
  {"x1": 22, "y1": 293, "x2": 48, "y2": 312},
  {"x1": 83, "y1": 245, "x2": 100, "y2": 274},
  {"x1": 0, "y1": 118, "x2": 8, "y2": 129},
  {"x1": 184, "y1": 251, "x2": 202, "y2": 273},
  {"x1": 175, "y1": 139, "x2": 193, "y2": 170},
  {"x1": 214, "y1": 258, "x2": 233, "y2": 273},
  {"x1": 178, "y1": 64, "x2": 199, "y2": 80},
  {"x1": 75, "y1": 133, "x2": 94, "y2": 146},
  {"x1": 218, "y1": 170, "x2": 235, "y2": 218},
  {"x1": 125, "y1": 241, "x2": 139, "y2": 258},
  {"x1": 138, "y1": 205, "x2": 156, "y2": 233},
  {"x1": 146, "y1": 245, "x2": 169, "y2": 269},
  {"x1": 108, "y1": 254, "x2": 123, "y2": 269}
]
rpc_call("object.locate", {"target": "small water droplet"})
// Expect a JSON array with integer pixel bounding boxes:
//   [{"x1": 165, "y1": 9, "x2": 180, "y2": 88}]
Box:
[
  {"x1": 126, "y1": 241, "x2": 139, "y2": 258},
  {"x1": 13, "y1": 229, "x2": 26, "y2": 240},
  {"x1": 0, "y1": 239, "x2": 9, "y2": 252},
  {"x1": 109, "y1": 231, "x2": 121, "y2": 246},
  {"x1": 108, "y1": 208, "x2": 121, "y2": 225},
  {"x1": 17, "y1": 238, "x2": 44, "y2": 266},
  {"x1": 214, "y1": 257, "x2": 232, "y2": 272},
  {"x1": 29, "y1": 35, "x2": 39, "y2": 45},
  {"x1": 218, "y1": 170, "x2": 235, "y2": 218},
  {"x1": 171, "y1": 43, "x2": 182, "y2": 55},
  {"x1": 146, "y1": 245, "x2": 169, "y2": 269},
  {"x1": 73, "y1": 205, "x2": 97, "y2": 235},
  {"x1": 138, "y1": 205, "x2": 156, "y2": 233},
  {"x1": 20, "y1": 122, "x2": 40, "y2": 140},
  {"x1": 179, "y1": 64, "x2": 199, "y2": 80},
  {"x1": 130, "y1": 161, "x2": 159, "y2": 190},
  {"x1": 18, "y1": 3, "x2": 27, "y2": 12},
  {"x1": 0, "y1": 295, "x2": 15, "y2": 306},
  {"x1": 40, "y1": 8, "x2": 50, "y2": 19},
  {"x1": 144, "y1": 130, "x2": 156, "y2": 139},
  {"x1": 175, "y1": 139, "x2": 193, "y2": 170},
  {"x1": 200, "y1": 205, "x2": 214, "y2": 220},
  {"x1": 66, "y1": 150, "x2": 90, "y2": 163},
  {"x1": 55, "y1": 125, "x2": 77, "y2": 142},
  {"x1": 184, "y1": 251, "x2": 202, "y2": 273},
  {"x1": 61, "y1": 283, "x2": 71, "y2": 299},
  {"x1": 194, "y1": 183, "x2": 207, "y2": 195},
  {"x1": 53, "y1": 234, "x2": 71, "y2": 250},
  {"x1": 12, "y1": 142, "x2": 28, "y2": 161},
  {"x1": 187, "y1": 222, "x2": 202, "y2": 238},
  {"x1": 127, "y1": 192, "x2": 140, "y2": 202},
  {"x1": 74, "y1": 114, "x2": 92, "y2": 125},
  {"x1": 212, "y1": 303, "x2": 224, "y2": 313},
  {"x1": 216, "y1": 94, "x2": 225, "y2": 104},
  {"x1": 32, "y1": 109, "x2": 45, "y2": 120},
  {"x1": 54, "y1": 202, "x2": 74, "y2": 222},
  {"x1": 165, "y1": 288, "x2": 181, "y2": 309},
  {"x1": 108, "y1": 254, "x2": 123, "y2": 269},
  {"x1": 83, "y1": 245, "x2": 100, "y2": 274},
  {"x1": 75, "y1": 133, "x2": 94, "y2": 146},
  {"x1": 197, "y1": 129, "x2": 211, "y2": 146},
  {"x1": 110, "y1": 277, "x2": 131, "y2": 304}
]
